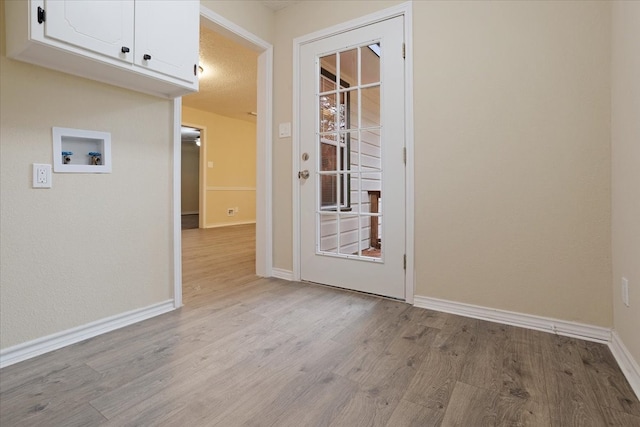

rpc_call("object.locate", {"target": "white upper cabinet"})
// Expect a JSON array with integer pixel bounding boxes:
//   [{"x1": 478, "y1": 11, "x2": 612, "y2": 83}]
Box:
[
  {"x1": 135, "y1": 1, "x2": 199, "y2": 83},
  {"x1": 5, "y1": 0, "x2": 199, "y2": 98},
  {"x1": 44, "y1": 0, "x2": 135, "y2": 63}
]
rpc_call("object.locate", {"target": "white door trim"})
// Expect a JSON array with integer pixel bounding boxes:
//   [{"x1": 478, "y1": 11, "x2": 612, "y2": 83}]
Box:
[
  {"x1": 172, "y1": 5, "x2": 273, "y2": 308},
  {"x1": 173, "y1": 98, "x2": 183, "y2": 308},
  {"x1": 292, "y1": 2, "x2": 414, "y2": 303}
]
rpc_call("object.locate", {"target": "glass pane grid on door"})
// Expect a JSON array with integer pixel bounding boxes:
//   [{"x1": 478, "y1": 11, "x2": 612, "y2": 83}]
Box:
[{"x1": 316, "y1": 42, "x2": 383, "y2": 261}]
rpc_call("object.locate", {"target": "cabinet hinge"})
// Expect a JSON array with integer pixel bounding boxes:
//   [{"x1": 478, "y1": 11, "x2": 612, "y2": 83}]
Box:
[
  {"x1": 403, "y1": 147, "x2": 406, "y2": 164},
  {"x1": 403, "y1": 254, "x2": 407, "y2": 270},
  {"x1": 194, "y1": 64, "x2": 197, "y2": 76},
  {"x1": 37, "y1": 6, "x2": 46, "y2": 24},
  {"x1": 402, "y1": 43, "x2": 405, "y2": 59}
]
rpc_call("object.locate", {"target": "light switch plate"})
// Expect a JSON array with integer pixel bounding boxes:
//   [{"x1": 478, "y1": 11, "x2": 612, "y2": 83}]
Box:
[{"x1": 279, "y1": 122, "x2": 291, "y2": 138}]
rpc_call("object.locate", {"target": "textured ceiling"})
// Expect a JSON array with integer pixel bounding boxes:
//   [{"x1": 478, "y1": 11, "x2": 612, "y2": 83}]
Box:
[
  {"x1": 182, "y1": 25, "x2": 259, "y2": 123},
  {"x1": 182, "y1": 1, "x2": 297, "y2": 122}
]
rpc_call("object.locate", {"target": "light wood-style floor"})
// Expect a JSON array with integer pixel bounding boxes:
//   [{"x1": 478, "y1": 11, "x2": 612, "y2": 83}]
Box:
[{"x1": 1, "y1": 224, "x2": 638, "y2": 426}]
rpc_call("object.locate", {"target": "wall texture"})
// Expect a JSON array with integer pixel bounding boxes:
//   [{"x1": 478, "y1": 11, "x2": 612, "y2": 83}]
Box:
[
  {"x1": 272, "y1": 1, "x2": 612, "y2": 326},
  {"x1": 0, "y1": 6, "x2": 173, "y2": 349},
  {"x1": 612, "y1": 0, "x2": 640, "y2": 365},
  {"x1": 413, "y1": 1, "x2": 611, "y2": 326},
  {"x1": 182, "y1": 106, "x2": 256, "y2": 227}
]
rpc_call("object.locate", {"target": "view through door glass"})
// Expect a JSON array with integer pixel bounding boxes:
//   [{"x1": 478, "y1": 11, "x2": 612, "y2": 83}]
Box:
[{"x1": 317, "y1": 44, "x2": 383, "y2": 260}]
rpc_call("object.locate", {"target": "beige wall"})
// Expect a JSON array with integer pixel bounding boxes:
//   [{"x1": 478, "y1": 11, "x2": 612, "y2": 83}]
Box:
[
  {"x1": 272, "y1": 1, "x2": 612, "y2": 326},
  {"x1": 612, "y1": 1, "x2": 640, "y2": 364},
  {"x1": 182, "y1": 107, "x2": 256, "y2": 227},
  {"x1": 0, "y1": 4, "x2": 173, "y2": 349},
  {"x1": 414, "y1": 1, "x2": 611, "y2": 325},
  {"x1": 181, "y1": 142, "x2": 200, "y2": 214}
]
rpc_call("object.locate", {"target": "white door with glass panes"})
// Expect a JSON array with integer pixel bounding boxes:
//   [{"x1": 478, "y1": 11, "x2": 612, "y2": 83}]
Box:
[{"x1": 299, "y1": 16, "x2": 406, "y2": 299}]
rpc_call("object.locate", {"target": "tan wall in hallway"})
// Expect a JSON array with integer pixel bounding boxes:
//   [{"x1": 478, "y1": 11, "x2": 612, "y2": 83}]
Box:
[
  {"x1": 272, "y1": 1, "x2": 612, "y2": 326},
  {"x1": 611, "y1": 0, "x2": 640, "y2": 367},
  {"x1": 182, "y1": 106, "x2": 256, "y2": 227},
  {"x1": 0, "y1": 3, "x2": 173, "y2": 349}
]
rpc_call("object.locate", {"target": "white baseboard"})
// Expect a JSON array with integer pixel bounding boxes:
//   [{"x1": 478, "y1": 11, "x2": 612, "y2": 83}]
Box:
[
  {"x1": 413, "y1": 295, "x2": 611, "y2": 344},
  {"x1": 204, "y1": 220, "x2": 256, "y2": 228},
  {"x1": 609, "y1": 331, "x2": 640, "y2": 400},
  {"x1": 0, "y1": 300, "x2": 175, "y2": 369},
  {"x1": 271, "y1": 268, "x2": 294, "y2": 281}
]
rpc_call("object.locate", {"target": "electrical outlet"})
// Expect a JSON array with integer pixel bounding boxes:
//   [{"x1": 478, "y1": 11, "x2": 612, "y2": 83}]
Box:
[
  {"x1": 622, "y1": 277, "x2": 629, "y2": 307},
  {"x1": 227, "y1": 208, "x2": 235, "y2": 216},
  {"x1": 33, "y1": 163, "x2": 52, "y2": 188}
]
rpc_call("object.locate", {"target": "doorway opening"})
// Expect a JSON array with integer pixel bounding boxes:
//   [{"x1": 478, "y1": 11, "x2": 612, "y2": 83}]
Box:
[
  {"x1": 172, "y1": 5, "x2": 273, "y2": 308},
  {"x1": 180, "y1": 21, "x2": 258, "y2": 304},
  {"x1": 180, "y1": 126, "x2": 202, "y2": 230}
]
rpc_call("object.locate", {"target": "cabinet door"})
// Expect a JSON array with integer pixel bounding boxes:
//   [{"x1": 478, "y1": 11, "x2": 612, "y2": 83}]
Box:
[
  {"x1": 134, "y1": 0, "x2": 199, "y2": 84},
  {"x1": 44, "y1": 0, "x2": 134, "y2": 63}
]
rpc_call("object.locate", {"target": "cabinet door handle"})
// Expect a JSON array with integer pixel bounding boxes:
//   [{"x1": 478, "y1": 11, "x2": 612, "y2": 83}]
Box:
[
  {"x1": 121, "y1": 46, "x2": 130, "y2": 54},
  {"x1": 143, "y1": 54, "x2": 152, "y2": 61},
  {"x1": 37, "y1": 6, "x2": 46, "y2": 24}
]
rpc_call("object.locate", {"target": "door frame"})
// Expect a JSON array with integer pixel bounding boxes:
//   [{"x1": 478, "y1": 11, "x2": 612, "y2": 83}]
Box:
[
  {"x1": 292, "y1": 2, "x2": 415, "y2": 303},
  {"x1": 180, "y1": 122, "x2": 207, "y2": 229},
  {"x1": 172, "y1": 5, "x2": 273, "y2": 308}
]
